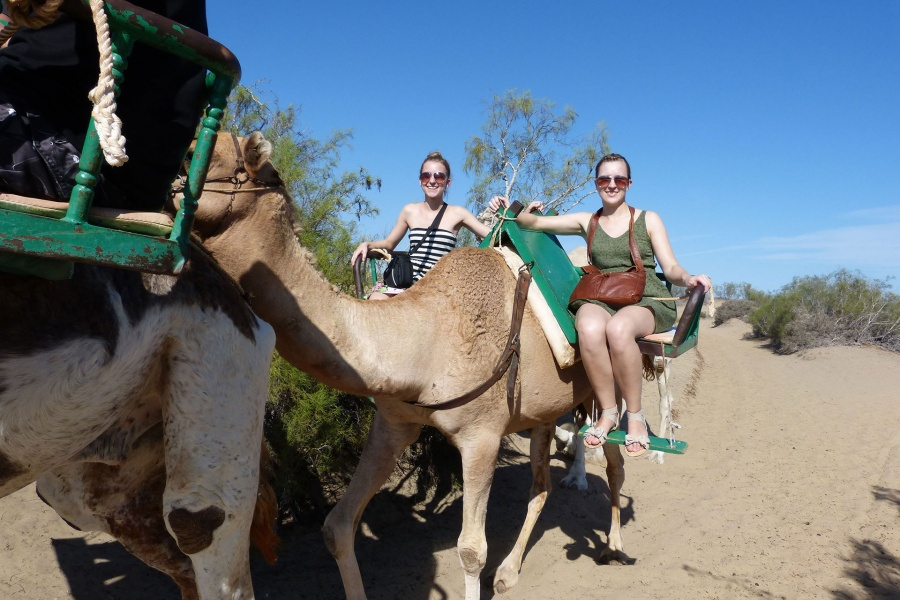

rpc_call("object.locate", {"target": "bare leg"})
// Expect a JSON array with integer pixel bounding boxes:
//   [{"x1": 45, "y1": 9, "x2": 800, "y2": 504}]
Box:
[
  {"x1": 493, "y1": 423, "x2": 555, "y2": 594},
  {"x1": 323, "y1": 412, "x2": 422, "y2": 600},
  {"x1": 605, "y1": 306, "x2": 655, "y2": 455},
  {"x1": 575, "y1": 305, "x2": 617, "y2": 446}
]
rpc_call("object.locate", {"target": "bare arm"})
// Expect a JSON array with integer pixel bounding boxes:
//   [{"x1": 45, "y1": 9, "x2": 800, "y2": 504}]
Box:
[
  {"x1": 350, "y1": 205, "x2": 413, "y2": 265},
  {"x1": 644, "y1": 210, "x2": 712, "y2": 292},
  {"x1": 487, "y1": 197, "x2": 591, "y2": 237},
  {"x1": 455, "y1": 206, "x2": 492, "y2": 239}
]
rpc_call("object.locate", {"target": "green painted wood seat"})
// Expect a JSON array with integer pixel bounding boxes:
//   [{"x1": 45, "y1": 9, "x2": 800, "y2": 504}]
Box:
[{"x1": 0, "y1": 0, "x2": 242, "y2": 278}]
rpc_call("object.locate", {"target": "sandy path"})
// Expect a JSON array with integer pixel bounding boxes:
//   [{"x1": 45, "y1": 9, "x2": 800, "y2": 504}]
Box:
[{"x1": 1, "y1": 318, "x2": 898, "y2": 599}]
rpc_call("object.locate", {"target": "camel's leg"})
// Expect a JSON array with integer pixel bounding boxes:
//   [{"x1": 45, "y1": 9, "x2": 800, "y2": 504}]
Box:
[
  {"x1": 553, "y1": 423, "x2": 577, "y2": 458},
  {"x1": 598, "y1": 442, "x2": 630, "y2": 564},
  {"x1": 454, "y1": 432, "x2": 503, "y2": 600},
  {"x1": 559, "y1": 408, "x2": 590, "y2": 491},
  {"x1": 37, "y1": 455, "x2": 199, "y2": 600},
  {"x1": 492, "y1": 423, "x2": 554, "y2": 595},
  {"x1": 161, "y1": 324, "x2": 274, "y2": 600},
  {"x1": 323, "y1": 412, "x2": 422, "y2": 600}
]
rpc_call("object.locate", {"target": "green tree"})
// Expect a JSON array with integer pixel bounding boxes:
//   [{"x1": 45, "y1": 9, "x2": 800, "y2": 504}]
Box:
[
  {"x1": 463, "y1": 89, "x2": 609, "y2": 218},
  {"x1": 223, "y1": 84, "x2": 381, "y2": 291}
]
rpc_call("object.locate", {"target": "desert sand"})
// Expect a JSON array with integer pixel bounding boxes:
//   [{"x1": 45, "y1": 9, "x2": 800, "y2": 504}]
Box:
[{"x1": 1, "y1": 318, "x2": 898, "y2": 599}]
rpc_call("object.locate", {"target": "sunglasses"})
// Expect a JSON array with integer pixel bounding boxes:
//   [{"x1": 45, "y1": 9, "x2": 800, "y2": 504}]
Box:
[
  {"x1": 596, "y1": 175, "x2": 630, "y2": 187},
  {"x1": 419, "y1": 171, "x2": 448, "y2": 183}
]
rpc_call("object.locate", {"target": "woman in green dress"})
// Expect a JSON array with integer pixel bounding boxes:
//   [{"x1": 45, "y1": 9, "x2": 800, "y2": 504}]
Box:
[{"x1": 488, "y1": 154, "x2": 711, "y2": 457}]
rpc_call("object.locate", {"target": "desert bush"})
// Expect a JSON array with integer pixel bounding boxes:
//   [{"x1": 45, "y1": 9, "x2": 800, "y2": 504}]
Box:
[
  {"x1": 748, "y1": 270, "x2": 900, "y2": 354},
  {"x1": 714, "y1": 281, "x2": 762, "y2": 301},
  {"x1": 713, "y1": 299, "x2": 756, "y2": 326},
  {"x1": 265, "y1": 354, "x2": 375, "y2": 520}
]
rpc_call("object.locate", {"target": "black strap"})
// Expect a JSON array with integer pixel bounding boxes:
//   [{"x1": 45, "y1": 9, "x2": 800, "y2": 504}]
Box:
[{"x1": 408, "y1": 203, "x2": 448, "y2": 255}]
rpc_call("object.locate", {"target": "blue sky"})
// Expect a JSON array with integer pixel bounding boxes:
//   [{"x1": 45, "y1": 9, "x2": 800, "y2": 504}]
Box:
[{"x1": 209, "y1": 1, "x2": 899, "y2": 293}]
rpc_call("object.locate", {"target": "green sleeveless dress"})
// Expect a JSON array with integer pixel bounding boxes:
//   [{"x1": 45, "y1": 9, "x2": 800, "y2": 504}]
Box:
[{"x1": 569, "y1": 210, "x2": 676, "y2": 333}]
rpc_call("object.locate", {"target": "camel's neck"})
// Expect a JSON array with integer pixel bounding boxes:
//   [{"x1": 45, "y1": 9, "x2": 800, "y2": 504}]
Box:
[{"x1": 201, "y1": 196, "x2": 420, "y2": 398}]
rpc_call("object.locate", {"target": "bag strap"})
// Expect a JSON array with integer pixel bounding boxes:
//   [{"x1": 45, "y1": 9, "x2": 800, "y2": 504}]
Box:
[
  {"x1": 586, "y1": 205, "x2": 644, "y2": 273},
  {"x1": 408, "y1": 202, "x2": 448, "y2": 255}
]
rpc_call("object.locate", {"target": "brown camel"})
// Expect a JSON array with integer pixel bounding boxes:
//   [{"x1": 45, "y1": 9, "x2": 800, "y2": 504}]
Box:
[
  {"x1": 0, "y1": 229, "x2": 278, "y2": 599},
  {"x1": 38, "y1": 132, "x2": 631, "y2": 600}
]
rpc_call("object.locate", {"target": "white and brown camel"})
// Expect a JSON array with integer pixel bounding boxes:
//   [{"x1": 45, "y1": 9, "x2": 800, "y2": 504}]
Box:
[
  {"x1": 0, "y1": 228, "x2": 278, "y2": 598},
  {"x1": 38, "y1": 132, "x2": 632, "y2": 600}
]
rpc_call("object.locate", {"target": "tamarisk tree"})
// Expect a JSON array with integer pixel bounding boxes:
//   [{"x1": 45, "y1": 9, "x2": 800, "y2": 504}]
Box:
[{"x1": 464, "y1": 89, "x2": 609, "y2": 216}]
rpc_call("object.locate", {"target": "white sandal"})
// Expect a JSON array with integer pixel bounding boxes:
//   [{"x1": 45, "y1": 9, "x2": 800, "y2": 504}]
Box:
[
  {"x1": 624, "y1": 409, "x2": 651, "y2": 457},
  {"x1": 583, "y1": 407, "x2": 619, "y2": 449}
]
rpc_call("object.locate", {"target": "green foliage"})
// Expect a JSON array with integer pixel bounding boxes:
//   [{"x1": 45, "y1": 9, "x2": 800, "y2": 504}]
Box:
[
  {"x1": 222, "y1": 84, "x2": 381, "y2": 292},
  {"x1": 748, "y1": 270, "x2": 900, "y2": 353},
  {"x1": 265, "y1": 354, "x2": 374, "y2": 518},
  {"x1": 464, "y1": 89, "x2": 609, "y2": 215},
  {"x1": 714, "y1": 281, "x2": 766, "y2": 302}
]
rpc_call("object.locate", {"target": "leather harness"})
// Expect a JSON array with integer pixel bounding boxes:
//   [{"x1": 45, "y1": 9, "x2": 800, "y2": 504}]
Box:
[{"x1": 404, "y1": 264, "x2": 532, "y2": 411}]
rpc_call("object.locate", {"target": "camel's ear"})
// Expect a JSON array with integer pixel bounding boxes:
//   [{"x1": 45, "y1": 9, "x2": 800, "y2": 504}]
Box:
[{"x1": 243, "y1": 131, "x2": 284, "y2": 187}]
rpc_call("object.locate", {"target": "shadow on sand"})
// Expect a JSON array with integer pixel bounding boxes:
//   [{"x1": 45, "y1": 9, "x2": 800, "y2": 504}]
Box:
[
  {"x1": 830, "y1": 486, "x2": 900, "y2": 600},
  {"x1": 53, "y1": 445, "x2": 621, "y2": 600}
]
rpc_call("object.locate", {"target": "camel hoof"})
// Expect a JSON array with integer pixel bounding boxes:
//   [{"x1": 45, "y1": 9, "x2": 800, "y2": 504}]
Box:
[
  {"x1": 559, "y1": 474, "x2": 588, "y2": 491},
  {"x1": 493, "y1": 571, "x2": 518, "y2": 595},
  {"x1": 597, "y1": 547, "x2": 635, "y2": 566}
]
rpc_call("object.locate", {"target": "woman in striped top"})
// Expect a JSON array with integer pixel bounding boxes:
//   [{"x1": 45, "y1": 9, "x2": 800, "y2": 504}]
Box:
[{"x1": 352, "y1": 151, "x2": 492, "y2": 299}]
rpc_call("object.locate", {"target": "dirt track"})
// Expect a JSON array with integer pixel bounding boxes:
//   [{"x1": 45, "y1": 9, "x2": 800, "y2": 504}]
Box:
[{"x1": 2, "y1": 318, "x2": 898, "y2": 599}]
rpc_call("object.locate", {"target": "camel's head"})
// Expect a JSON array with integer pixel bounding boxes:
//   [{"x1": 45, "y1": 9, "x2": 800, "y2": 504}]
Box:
[{"x1": 172, "y1": 131, "x2": 294, "y2": 240}]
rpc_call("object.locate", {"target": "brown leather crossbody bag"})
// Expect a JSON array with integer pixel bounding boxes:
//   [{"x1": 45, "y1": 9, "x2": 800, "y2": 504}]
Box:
[{"x1": 569, "y1": 206, "x2": 646, "y2": 309}]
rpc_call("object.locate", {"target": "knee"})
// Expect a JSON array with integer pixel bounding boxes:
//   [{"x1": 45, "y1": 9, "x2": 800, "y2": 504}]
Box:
[
  {"x1": 322, "y1": 508, "x2": 354, "y2": 558},
  {"x1": 605, "y1": 321, "x2": 635, "y2": 351},
  {"x1": 576, "y1": 319, "x2": 607, "y2": 350},
  {"x1": 167, "y1": 505, "x2": 226, "y2": 555},
  {"x1": 457, "y1": 543, "x2": 488, "y2": 575}
]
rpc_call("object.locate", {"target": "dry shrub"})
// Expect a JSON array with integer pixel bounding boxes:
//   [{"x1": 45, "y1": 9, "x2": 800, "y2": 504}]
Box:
[{"x1": 713, "y1": 299, "x2": 755, "y2": 326}]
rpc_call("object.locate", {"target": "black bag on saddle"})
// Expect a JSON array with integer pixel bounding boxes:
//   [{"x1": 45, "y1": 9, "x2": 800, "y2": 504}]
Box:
[
  {"x1": 382, "y1": 203, "x2": 447, "y2": 289},
  {"x1": 383, "y1": 251, "x2": 414, "y2": 288}
]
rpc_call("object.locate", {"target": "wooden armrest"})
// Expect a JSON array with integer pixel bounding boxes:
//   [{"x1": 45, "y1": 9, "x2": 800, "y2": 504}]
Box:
[
  {"x1": 62, "y1": 0, "x2": 240, "y2": 81},
  {"x1": 672, "y1": 284, "x2": 705, "y2": 347}
]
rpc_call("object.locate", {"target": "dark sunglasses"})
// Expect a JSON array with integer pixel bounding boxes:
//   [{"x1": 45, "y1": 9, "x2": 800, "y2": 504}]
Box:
[
  {"x1": 596, "y1": 175, "x2": 630, "y2": 187},
  {"x1": 419, "y1": 171, "x2": 448, "y2": 183}
]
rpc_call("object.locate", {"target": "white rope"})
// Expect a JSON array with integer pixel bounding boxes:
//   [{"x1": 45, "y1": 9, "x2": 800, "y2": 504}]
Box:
[{"x1": 87, "y1": 0, "x2": 127, "y2": 166}]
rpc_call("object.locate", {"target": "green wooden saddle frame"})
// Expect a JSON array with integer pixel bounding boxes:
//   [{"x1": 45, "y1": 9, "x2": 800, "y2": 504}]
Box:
[{"x1": 0, "y1": 0, "x2": 242, "y2": 278}]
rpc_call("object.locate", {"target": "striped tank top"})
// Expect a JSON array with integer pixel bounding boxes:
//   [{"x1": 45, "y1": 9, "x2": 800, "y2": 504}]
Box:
[{"x1": 408, "y1": 228, "x2": 458, "y2": 282}]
